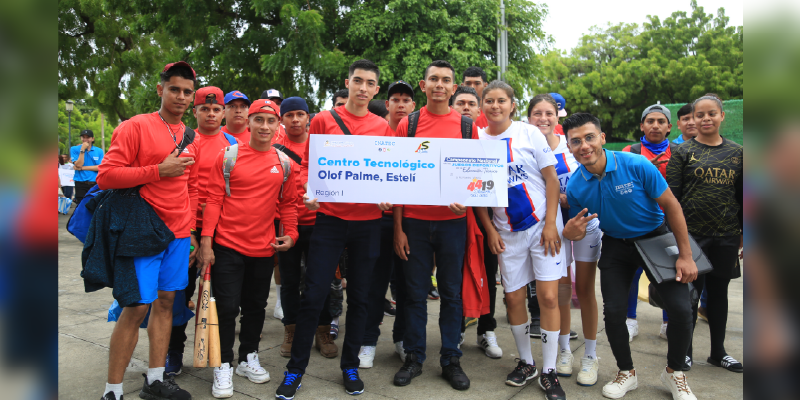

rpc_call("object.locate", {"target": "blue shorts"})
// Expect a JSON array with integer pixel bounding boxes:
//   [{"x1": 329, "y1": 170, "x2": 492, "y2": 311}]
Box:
[{"x1": 133, "y1": 237, "x2": 190, "y2": 304}]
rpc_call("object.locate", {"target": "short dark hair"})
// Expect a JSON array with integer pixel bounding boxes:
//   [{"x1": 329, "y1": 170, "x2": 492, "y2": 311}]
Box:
[
  {"x1": 677, "y1": 104, "x2": 693, "y2": 119},
  {"x1": 424, "y1": 60, "x2": 455, "y2": 80},
  {"x1": 562, "y1": 113, "x2": 602, "y2": 137},
  {"x1": 332, "y1": 89, "x2": 349, "y2": 103},
  {"x1": 160, "y1": 65, "x2": 196, "y2": 84},
  {"x1": 450, "y1": 86, "x2": 480, "y2": 106},
  {"x1": 462, "y1": 66, "x2": 487, "y2": 83},
  {"x1": 367, "y1": 100, "x2": 389, "y2": 118},
  {"x1": 349, "y1": 59, "x2": 380, "y2": 81}
]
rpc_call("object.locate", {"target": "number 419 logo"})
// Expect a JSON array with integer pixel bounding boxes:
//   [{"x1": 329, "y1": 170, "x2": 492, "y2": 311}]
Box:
[{"x1": 467, "y1": 178, "x2": 494, "y2": 191}]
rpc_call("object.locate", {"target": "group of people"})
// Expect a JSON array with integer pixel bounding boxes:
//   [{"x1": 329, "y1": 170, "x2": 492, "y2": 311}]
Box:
[{"x1": 91, "y1": 58, "x2": 742, "y2": 400}]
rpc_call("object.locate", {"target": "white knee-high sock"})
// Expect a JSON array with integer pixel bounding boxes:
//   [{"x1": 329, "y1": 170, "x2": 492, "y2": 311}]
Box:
[
  {"x1": 511, "y1": 323, "x2": 534, "y2": 366},
  {"x1": 559, "y1": 334, "x2": 571, "y2": 352},
  {"x1": 275, "y1": 284, "x2": 282, "y2": 307},
  {"x1": 584, "y1": 339, "x2": 597, "y2": 359},
  {"x1": 541, "y1": 328, "x2": 559, "y2": 373}
]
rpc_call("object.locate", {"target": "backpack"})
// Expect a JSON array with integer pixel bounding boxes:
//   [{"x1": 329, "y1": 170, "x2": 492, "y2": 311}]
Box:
[
  {"x1": 406, "y1": 110, "x2": 473, "y2": 139},
  {"x1": 222, "y1": 132, "x2": 237, "y2": 146},
  {"x1": 222, "y1": 144, "x2": 292, "y2": 197}
]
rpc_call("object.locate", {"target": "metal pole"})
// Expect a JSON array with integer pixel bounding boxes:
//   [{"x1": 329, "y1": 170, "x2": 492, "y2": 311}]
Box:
[
  {"x1": 68, "y1": 111, "x2": 72, "y2": 153},
  {"x1": 101, "y1": 113, "x2": 105, "y2": 151}
]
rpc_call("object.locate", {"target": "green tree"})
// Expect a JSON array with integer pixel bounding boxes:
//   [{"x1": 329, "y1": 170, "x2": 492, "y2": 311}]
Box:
[
  {"x1": 533, "y1": 1, "x2": 742, "y2": 139},
  {"x1": 58, "y1": 100, "x2": 117, "y2": 154}
]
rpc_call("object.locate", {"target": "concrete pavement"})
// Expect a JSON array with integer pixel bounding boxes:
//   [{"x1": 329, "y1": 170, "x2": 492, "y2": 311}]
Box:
[{"x1": 58, "y1": 212, "x2": 743, "y2": 399}]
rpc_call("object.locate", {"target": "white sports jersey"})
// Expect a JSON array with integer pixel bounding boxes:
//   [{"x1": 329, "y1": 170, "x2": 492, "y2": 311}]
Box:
[
  {"x1": 479, "y1": 121, "x2": 559, "y2": 232},
  {"x1": 552, "y1": 135, "x2": 600, "y2": 231}
]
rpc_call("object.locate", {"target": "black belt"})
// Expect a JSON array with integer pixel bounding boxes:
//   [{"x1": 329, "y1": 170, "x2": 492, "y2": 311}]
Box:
[{"x1": 607, "y1": 222, "x2": 670, "y2": 245}]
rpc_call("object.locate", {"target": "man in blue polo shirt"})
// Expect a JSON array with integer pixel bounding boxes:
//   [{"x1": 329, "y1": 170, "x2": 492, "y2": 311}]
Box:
[
  {"x1": 71, "y1": 129, "x2": 104, "y2": 207},
  {"x1": 561, "y1": 113, "x2": 698, "y2": 400}
]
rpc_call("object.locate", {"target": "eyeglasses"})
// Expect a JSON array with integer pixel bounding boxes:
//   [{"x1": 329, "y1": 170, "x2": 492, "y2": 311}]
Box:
[{"x1": 568, "y1": 134, "x2": 600, "y2": 147}]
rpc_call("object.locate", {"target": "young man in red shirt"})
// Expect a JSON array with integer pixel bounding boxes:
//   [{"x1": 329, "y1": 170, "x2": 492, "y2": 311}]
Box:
[
  {"x1": 197, "y1": 99, "x2": 299, "y2": 398},
  {"x1": 97, "y1": 61, "x2": 199, "y2": 400},
  {"x1": 332, "y1": 89, "x2": 349, "y2": 109},
  {"x1": 276, "y1": 59, "x2": 394, "y2": 399},
  {"x1": 164, "y1": 85, "x2": 233, "y2": 376},
  {"x1": 392, "y1": 60, "x2": 477, "y2": 391},
  {"x1": 461, "y1": 66, "x2": 489, "y2": 129},
  {"x1": 221, "y1": 90, "x2": 251, "y2": 143},
  {"x1": 272, "y1": 97, "x2": 338, "y2": 360}
]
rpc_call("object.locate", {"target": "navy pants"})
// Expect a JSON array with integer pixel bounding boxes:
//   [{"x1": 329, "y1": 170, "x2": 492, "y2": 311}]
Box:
[
  {"x1": 363, "y1": 215, "x2": 407, "y2": 346},
  {"x1": 287, "y1": 213, "x2": 381, "y2": 373},
  {"x1": 277, "y1": 224, "x2": 333, "y2": 326}
]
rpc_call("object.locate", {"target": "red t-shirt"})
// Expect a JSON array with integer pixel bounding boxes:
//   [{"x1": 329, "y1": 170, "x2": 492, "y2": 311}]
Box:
[
  {"x1": 622, "y1": 142, "x2": 672, "y2": 179},
  {"x1": 475, "y1": 110, "x2": 488, "y2": 129},
  {"x1": 98, "y1": 112, "x2": 198, "y2": 238},
  {"x1": 202, "y1": 143, "x2": 299, "y2": 257},
  {"x1": 221, "y1": 125, "x2": 250, "y2": 143},
  {"x1": 192, "y1": 129, "x2": 237, "y2": 228},
  {"x1": 301, "y1": 106, "x2": 394, "y2": 221},
  {"x1": 395, "y1": 107, "x2": 479, "y2": 221},
  {"x1": 273, "y1": 131, "x2": 316, "y2": 225}
]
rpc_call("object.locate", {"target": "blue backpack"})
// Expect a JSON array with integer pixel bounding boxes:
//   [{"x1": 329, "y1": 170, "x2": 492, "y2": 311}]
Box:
[{"x1": 66, "y1": 185, "x2": 103, "y2": 243}]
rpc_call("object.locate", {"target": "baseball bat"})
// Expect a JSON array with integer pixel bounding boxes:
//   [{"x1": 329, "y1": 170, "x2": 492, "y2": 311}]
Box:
[
  {"x1": 193, "y1": 265, "x2": 212, "y2": 367},
  {"x1": 207, "y1": 296, "x2": 221, "y2": 367}
]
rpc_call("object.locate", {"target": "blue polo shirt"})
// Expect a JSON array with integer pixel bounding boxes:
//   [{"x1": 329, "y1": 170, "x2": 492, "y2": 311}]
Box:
[
  {"x1": 566, "y1": 149, "x2": 668, "y2": 239},
  {"x1": 70, "y1": 145, "x2": 104, "y2": 182},
  {"x1": 672, "y1": 135, "x2": 685, "y2": 144}
]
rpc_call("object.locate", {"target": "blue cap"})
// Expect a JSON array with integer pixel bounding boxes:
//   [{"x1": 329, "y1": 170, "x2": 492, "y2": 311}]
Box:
[
  {"x1": 224, "y1": 90, "x2": 251, "y2": 106},
  {"x1": 549, "y1": 93, "x2": 568, "y2": 117},
  {"x1": 280, "y1": 97, "x2": 309, "y2": 117}
]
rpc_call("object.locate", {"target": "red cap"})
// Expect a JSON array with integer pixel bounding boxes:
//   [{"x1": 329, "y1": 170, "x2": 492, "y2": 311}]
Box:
[
  {"x1": 194, "y1": 86, "x2": 224, "y2": 107},
  {"x1": 248, "y1": 99, "x2": 280, "y2": 117},
  {"x1": 162, "y1": 61, "x2": 197, "y2": 79}
]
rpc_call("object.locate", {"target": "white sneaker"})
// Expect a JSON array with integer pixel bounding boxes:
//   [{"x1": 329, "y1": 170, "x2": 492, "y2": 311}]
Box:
[
  {"x1": 212, "y1": 363, "x2": 234, "y2": 398},
  {"x1": 358, "y1": 346, "x2": 376, "y2": 368},
  {"x1": 660, "y1": 368, "x2": 697, "y2": 400},
  {"x1": 478, "y1": 332, "x2": 503, "y2": 358},
  {"x1": 394, "y1": 341, "x2": 407, "y2": 362},
  {"x1": 273, "y1": 304, "x2": 284, "y2": 320},
  {"x1": 626, "y1": 319, "x2": 639, "y2": 342},
  {"x1": 577, "y1": 355, "x2": 600, "y2": 386},
  {"x1": 556, "y1": 349, "x2": 574, "y2": 377},
  {"x1": 235, "y1": 352, "x2": 270, "y2": 383},
  {"x1": 659, "y1": 322, "x2": 669, "y2": 340},
  {"x1": 602, "y1": 370, "x2": 637, "y2": 399}
]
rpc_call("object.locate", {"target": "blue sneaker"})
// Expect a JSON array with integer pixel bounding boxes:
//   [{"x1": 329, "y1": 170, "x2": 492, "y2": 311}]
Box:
[
  {"x1": 165, "y1": 351, "x2": 183, "y2": 376},
  {"x1": 342, "y1": 368, "x2": 364, "y2": 395},
  {"x1": 276, "y1": 371, "x2": 302, "y2": 400}
]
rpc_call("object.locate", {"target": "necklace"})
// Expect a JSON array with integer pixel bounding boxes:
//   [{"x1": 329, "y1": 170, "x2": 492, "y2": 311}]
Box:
[{"x1": 157, "y1": 112, "x2": 185, "y2": 150}]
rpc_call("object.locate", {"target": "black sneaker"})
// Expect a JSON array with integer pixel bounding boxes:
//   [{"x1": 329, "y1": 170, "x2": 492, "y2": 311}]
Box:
[
  {"x1": 708, "y1": 355, "x2": 743, "y2": 373},
  {"x1": 428, "y1": 287, "x2": 440, "y2": 300},
  {"x1": 342, "y1": 368, "x2": 364, "y2": 395},
  {"x1": 538, "y1": 369, "x2": 566, "y2": 400},
  {"x1": 441, "y1": 357, "x2": 470, "y2": 391},
  {"x1": 101, "y1": 392, "x2": 122, "y2": 400},
  {"x1": 276, "y1": 371, "x2": 303, "y2": 399},
  {"x1": 569, "y1": 330, "x2": 578, "y2": 340},
  {"x1": 139, "y1": 372, "x2": 191, "y2": 400},
  {"x1": 506, "y1": 359, "x2": 539, "y2": 387},
  {"x1": 165, "y1": 351, "x2": 183, "y2": 376},
  {"x1": 393, "y1": 353, "x2": 423, "y2": 386},
  {"x1": 529, "y1": 319, "x2": 542, "y2": 338},
  {"x1": 384, "y1": 299, "x2": 396, "y2": 317}
]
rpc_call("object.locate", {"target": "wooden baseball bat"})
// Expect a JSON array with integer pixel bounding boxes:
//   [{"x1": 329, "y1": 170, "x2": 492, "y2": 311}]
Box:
[
  {"x1": 193, "y1": 265, "x2": 212, "y2": 367},
  {"x1": 207, "y1": 296, "x2": 221, "y2": 367}
]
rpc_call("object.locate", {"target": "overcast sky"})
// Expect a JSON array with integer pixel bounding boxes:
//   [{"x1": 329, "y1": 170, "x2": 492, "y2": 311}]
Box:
[{"x1": 536, "y1": 0, "x2": 744, "y2": 52}]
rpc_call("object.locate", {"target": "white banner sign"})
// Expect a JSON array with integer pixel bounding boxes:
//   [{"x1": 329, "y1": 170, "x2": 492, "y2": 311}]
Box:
[
  {"x1": 59, "y1": 168, "x2": 75, "y2": 186},
  {"x1": 308, "y1": 135, "x2": 508, "y2": 207}
]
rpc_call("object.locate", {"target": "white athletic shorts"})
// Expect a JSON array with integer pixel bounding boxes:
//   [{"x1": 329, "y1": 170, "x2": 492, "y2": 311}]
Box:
[
  {"x1": 564, "y1": 222, "x2": 603, "y2": 265},
  {"x1": 498, "y1": 218, "x2": 567, "y2": 293}
]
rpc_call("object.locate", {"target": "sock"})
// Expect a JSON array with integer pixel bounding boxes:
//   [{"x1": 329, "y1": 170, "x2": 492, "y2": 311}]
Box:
[
  {"x1": 104, "y1": 383, "x2": 123, "y2": 399},
  {"x1": 558, "y1": 334, "x2": 571, "y2": 352},
  {"x1": 511, "y1": 323, "x2": 534, "y2": 366},
  {"x1": 147, "y1": 367, "x2": 165, "y2": 384},
  {"x1": 275, "y1": 285, "x2": 282, "y2": 307},
  {"x1": 541, "y1": 328, "x2": 559, "y2": 373},
  {"x1": 332, "y1": 316, "x2": 340, "y2": 325},
  {"x1": 584, "y1": 339, "x2": 597, "y2": 359}
]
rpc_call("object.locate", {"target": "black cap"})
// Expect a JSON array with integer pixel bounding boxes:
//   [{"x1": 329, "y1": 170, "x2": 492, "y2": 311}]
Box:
[
  {"x1": 80, "y1": 129, "x2": 94, "y2": 137},
  {"x1": 387, "y1": 80, "x2": 414, "y2": 99}
]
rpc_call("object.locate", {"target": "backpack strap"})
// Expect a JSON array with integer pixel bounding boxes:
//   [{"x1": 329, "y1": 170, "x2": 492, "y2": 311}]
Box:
[
  {"x1": 329, "y1": 109, "x2": 352, "y2": 135},
  {"x1": 178, "y1": 125, "x2": 196, "y2": 153},
  {"x1": 222, "y1": 144, "x2": 239, "y2": 197},
  {"x1": 407, "y1": 110, "x2": 421, "y2": 138},
  {"x1": 460, "y1": 115, "x2": 474, "y2": 139},
  {"x1": 222, "y1": 132, "x2": 237, "y2": 145},
  {"x1": 272, "y1": 143, "x2": 302, "y2": 164},
  {"x1": 273, "y1": 148, "x2": 293, "y2": 198},
  {"x1": 630, "y1": 143, "x2": 642, "y2": 155}
]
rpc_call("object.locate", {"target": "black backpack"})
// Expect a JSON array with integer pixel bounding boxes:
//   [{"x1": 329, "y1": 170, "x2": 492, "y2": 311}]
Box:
[{"x1": 406, "y1": 110, "x2": 473, "y2": 139}]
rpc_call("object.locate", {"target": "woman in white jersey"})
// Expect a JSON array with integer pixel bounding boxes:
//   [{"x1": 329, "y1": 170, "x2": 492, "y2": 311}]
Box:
[
  {"x1": 475, "y1": 81, "x2": 567, "y2": 400},
  {"x1": 529, "y1": 93, "x2": 602, "y2": 386}
]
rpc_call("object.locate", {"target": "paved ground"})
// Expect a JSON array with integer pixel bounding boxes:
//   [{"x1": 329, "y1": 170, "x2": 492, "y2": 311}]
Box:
[{"x1": 58, "y1": 211, "x2": 743, "y2": 399}]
